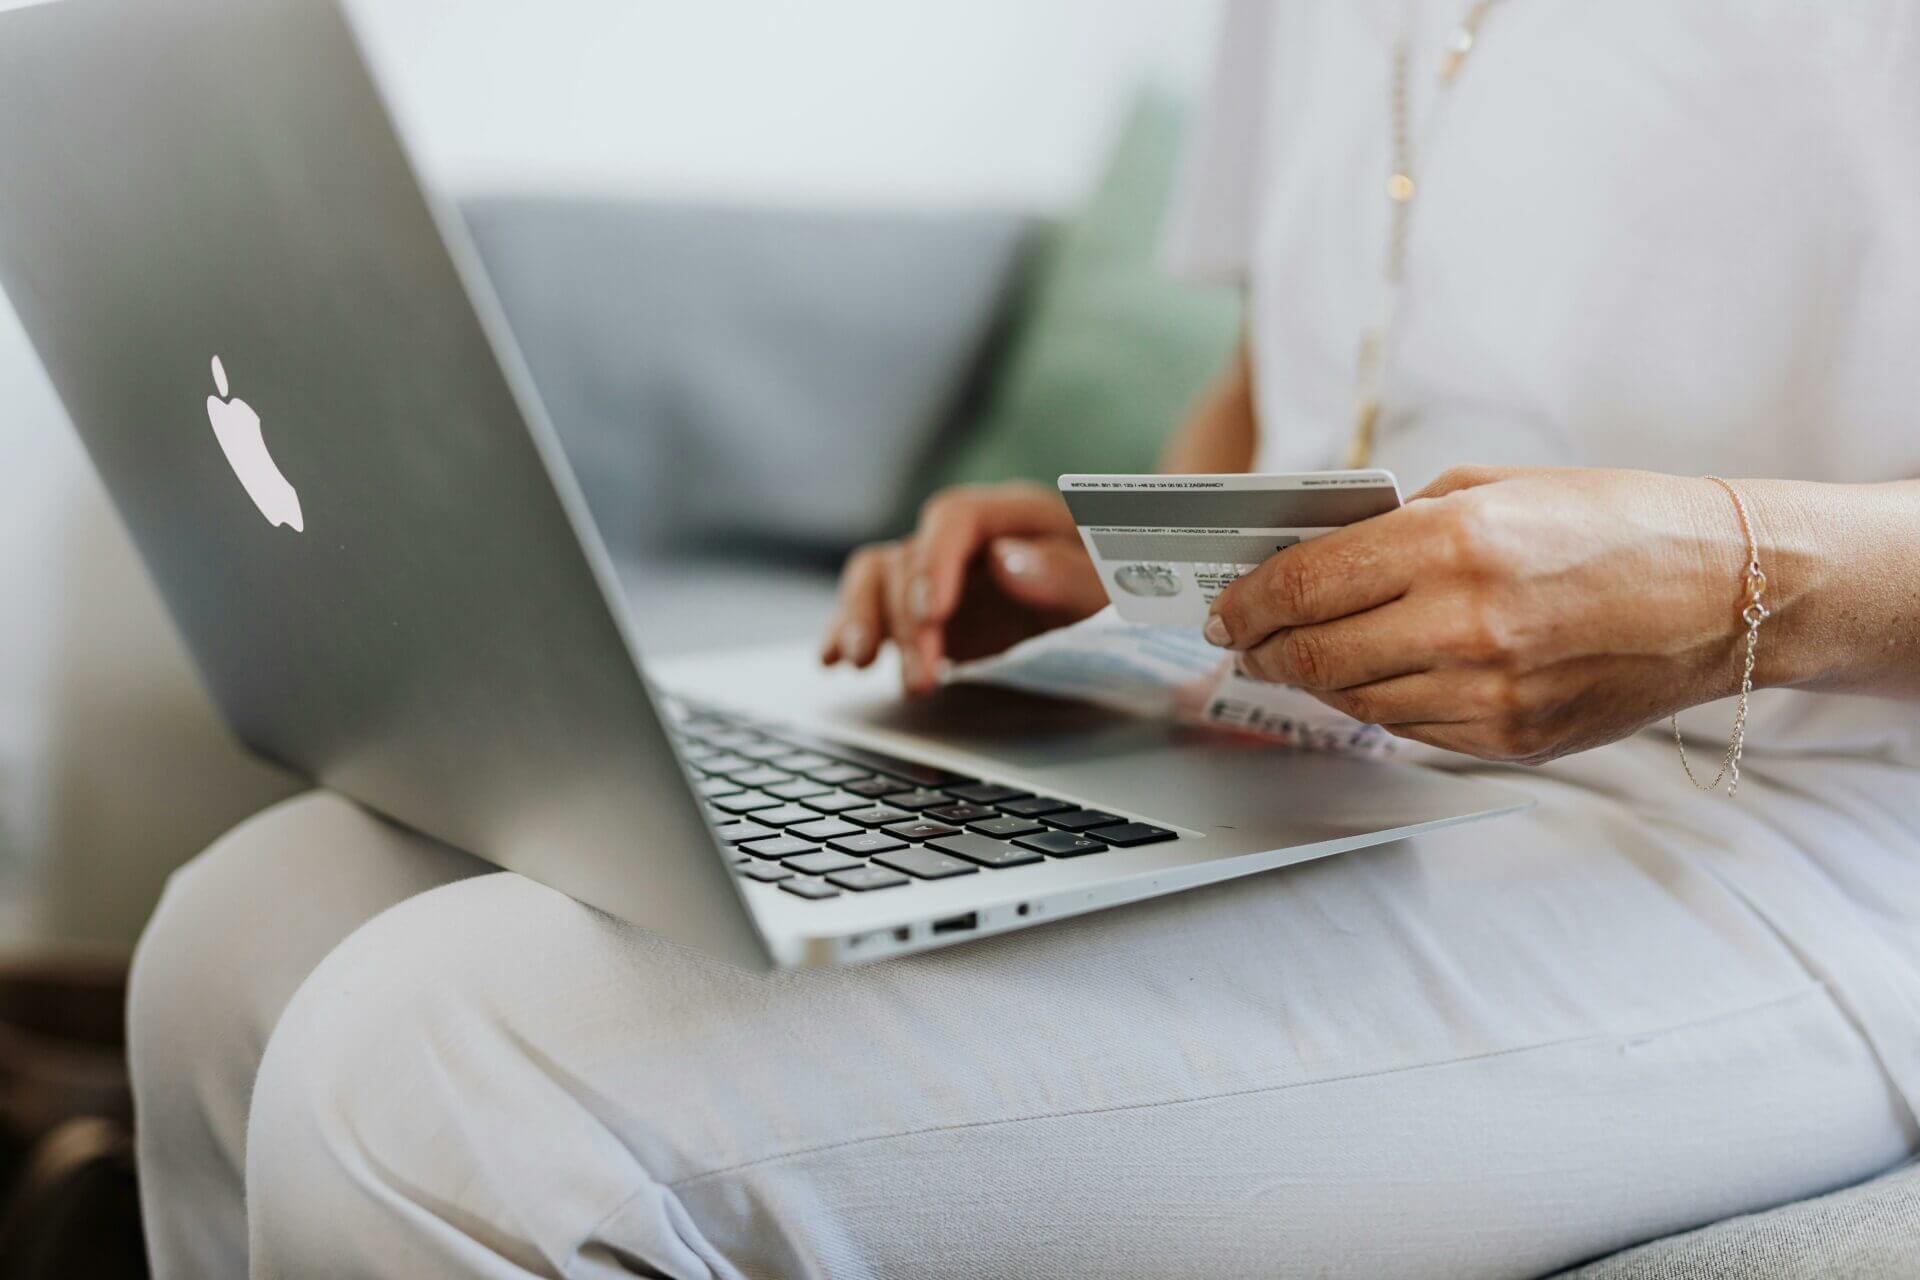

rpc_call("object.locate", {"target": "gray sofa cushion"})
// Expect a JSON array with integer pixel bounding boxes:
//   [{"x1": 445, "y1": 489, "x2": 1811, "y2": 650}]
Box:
[
  {"x1": 613, "y1": 550, "x2": 838, "y2": 658},
  {"x1": 461, "y1": 198, "x2": 1035, "y2": 557},
  {"x1": 1557, "y1": 1161, "x2": 1920, "y2": 1279}
]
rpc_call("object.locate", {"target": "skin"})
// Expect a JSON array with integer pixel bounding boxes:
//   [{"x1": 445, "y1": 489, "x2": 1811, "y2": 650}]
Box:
[
  {"x1": 819, "y1": 345, "x2": 1256, "y2": 694},
  {"x1": 823, "y1": 342, "x2": 1920, "y2": 764}
]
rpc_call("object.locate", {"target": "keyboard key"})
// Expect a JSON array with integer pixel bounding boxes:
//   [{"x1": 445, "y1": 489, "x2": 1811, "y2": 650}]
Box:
[
  {"x1": 753, "y1": 804, "x2": 824, "y2": 828},
  {"x1": 806, "y1": 763, "x2": 870, "y2": 785},
  {"x1": 997, "y1": 795, "x2": 1073, "y2": 817},
  {"x1": 827, "y1": 865, "x2": 910, "y2": 892},
  {"x1": 712, "y1": 820, "x2": 778, "y2": 844},
  {"x1": 884, "y1": 820, "x2": 960, "y2": 842},
  {"x1": 925, "y1": 802, "x2": 997, "y2": 825},
  {"x1": 927, "y1": 833, "x2": 1044, "y2": 868},
  {"x1": 1042, "y1": 809, "x2": 1125, "y2": 832},
  {"x1": 799, "y1": 791, "x2": 868, "y2": 814},
  {"x1": 740, "y1": 836, "x2": 819, "y2": 861},
  {"x1": 736, "y1": 740, "x2": 796, "y2": 761},
  {"x1": 842, "y1": 805, "x2": 912, "y2": 828},
  {"x1": 770, "y1": 729, "x2": 974, "y2": 788},
  {"x1": 680, "y1": 743, "x2": 722, "y2": 764},
  {"x1": 780, "y1": 878, "x2": 841, "y2": 901},
  {"x1": 968, "y1": 815, "x2": 1045, "y2": 839},
  {"x1": 731, "y1": 766, "x2": 793, "y2": 789},
  {"x1": 770, "y1": 751, "x2": 833, "y2": 772},
  {"x1": 944, "y1": 782, "x2": 1031, "y2": 805},
  {"x1": 845, "y1": 777, "x2": 901, "y2": 798},
  {"x1": 1096, "y1": 822, "x2": 1178, "y2": 848},
  {"x1": 1013, "y1": 830, "x2": 1108, "y2": 858},
  {"x1": 697, "y1": 754, "x2": 752, "y2": 775},
  {"x1": 827, "y1": 832, "x2": 908, "y2": 856},
  {"x1": 739, "y1": 863, "x2": 793, "y2": 883},
  {"x1": 766, "y1": 778, "x2": 830, "y2": 800},
  {"x1": 711, "y1": 791, "x2": 781, "y2": 814},
  {"x1": 701, "y1": 730, "x2": 759, "y2": 750},
  {"x1": 791, "y1": 818, "x2": 861, "y2": 842},
  {"x1": 880, "y1": 788, "x2": 951, "y2": 811},
  {"x1": 873, "y1": 847, "x2": 979, "y2": 880},
  {"x1": 696, "y1": 776, "x2": 744, "y2": 798},
  {"x1": 786, "y1": 850, "x2": 866, "y2": 876}
]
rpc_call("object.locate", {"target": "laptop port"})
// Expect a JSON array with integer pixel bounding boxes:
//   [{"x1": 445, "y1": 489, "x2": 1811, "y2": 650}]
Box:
[{"x1": 931, "y1": 912, "x2": 979, "y2": 936}]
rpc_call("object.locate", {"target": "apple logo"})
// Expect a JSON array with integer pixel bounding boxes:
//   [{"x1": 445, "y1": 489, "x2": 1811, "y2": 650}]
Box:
[{"x1": 205, "y1": 355, "x2": 303, "y2": 532}]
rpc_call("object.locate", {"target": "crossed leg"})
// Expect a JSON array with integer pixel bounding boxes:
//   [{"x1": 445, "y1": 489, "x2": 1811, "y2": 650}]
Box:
[{"x1": 132, "y1": 739, "x2": 1919, "y2": 1279}]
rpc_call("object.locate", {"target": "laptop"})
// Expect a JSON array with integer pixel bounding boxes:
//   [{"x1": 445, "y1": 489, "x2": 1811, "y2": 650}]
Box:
[{"x1": 0, "y1": 0, "x2": 1528, "y2": 968}]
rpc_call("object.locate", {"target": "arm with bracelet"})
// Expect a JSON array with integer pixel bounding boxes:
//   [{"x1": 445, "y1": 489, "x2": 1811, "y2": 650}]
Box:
[{"x1": 1201, "y1": 466, "x2": 1920, "y2": 781}]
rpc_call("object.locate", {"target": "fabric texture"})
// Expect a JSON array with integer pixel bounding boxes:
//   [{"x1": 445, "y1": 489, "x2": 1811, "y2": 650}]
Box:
[
  {"x1": 927, "y1": 93, "x2": 1242, "y2": 492},
  {"x1": 132, "y1": 718, "x2": 1920, "y2": 1278},
  {"x1": 1167, "y1": 0, "x2": 1920, "y2": 1115},
  {"x1": 1169, "y1": 0, "x2": 1920, "y2": 493},
  {"x1": 1557, "y1": 1161, "x2": 1920, "y2": 1279},
  {"x1": 127, "y1": 795, "x2": 490, "y2": 1279},
  {"x1": 461, "y1": 198, "x2": 1035, "y2": 557}
]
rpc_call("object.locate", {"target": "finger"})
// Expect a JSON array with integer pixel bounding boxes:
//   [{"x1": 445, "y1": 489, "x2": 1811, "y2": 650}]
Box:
[
  {"x1": 881, "y1": 545, "x2": 938, "y2": 695},
  {"x1": 1233, "y1": 599, "x2": 1439, "y2": 691},
  {"x1": 823, "y1": 547, "x2": 889, "y2": 667},
  {"x1": 906, "y1": 486, "x2": 1077, "y2": 626},
  {"x1": 1207, "y1": 515, "x2": 1417, "y2": 650},
  {"x1": 986, "y1": 537, "x2": 1107, "y2": 617},
  {"x1": 1301, "y1": 673, "x2": 1471, "y2": 726}
]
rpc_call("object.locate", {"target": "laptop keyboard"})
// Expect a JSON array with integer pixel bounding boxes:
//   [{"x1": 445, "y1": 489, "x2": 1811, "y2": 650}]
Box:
[{"x1": 666, "y1": 705, "x2": 1177, "y2": 902}]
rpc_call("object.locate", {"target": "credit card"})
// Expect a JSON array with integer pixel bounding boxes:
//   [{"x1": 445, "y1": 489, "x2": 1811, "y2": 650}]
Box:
[{"x1": 1059, "y1": 470, "x2": 1402, "y2": 626}]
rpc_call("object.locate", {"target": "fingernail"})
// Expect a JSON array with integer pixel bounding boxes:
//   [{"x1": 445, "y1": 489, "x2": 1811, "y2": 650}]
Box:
[
  {"x1": 1203, "y1": 615, "x2": 1231, "y2": 647},
  {"x1": 840, "y1": 622, "x2": 867, "y2": 659},
  {"x1": 908, "y1": 576, "x2": 933, "y2": 620},
  {"x1": 998, "y1": 543, "x2": 1032, "y2": 576}
]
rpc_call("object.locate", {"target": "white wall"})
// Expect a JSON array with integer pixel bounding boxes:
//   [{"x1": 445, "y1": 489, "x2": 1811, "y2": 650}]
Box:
[{"x1": 349, "y1": 0, "x2": 1220, "y2": 209}]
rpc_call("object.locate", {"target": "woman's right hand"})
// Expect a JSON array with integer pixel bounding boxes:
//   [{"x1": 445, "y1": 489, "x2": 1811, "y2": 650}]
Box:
[{"x1": 820, "y1": 482, "x2": 1107, "y2": 695}]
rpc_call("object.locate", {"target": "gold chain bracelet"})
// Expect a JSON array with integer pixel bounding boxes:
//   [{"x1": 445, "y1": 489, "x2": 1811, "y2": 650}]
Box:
[{"x1": 1672, "y1": 476, "x2": 1769, "y2": 796}]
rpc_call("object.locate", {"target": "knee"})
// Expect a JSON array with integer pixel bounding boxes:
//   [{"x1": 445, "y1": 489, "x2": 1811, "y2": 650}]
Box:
[
  {"x1": 128, "y1": 791, "x2": 483, "y2": 1160},
  {"x1": 127, "y1": 792, "x2": 342, "y2": 1133},
  {"x1": 244, "y1": 874, "x2": 673, "y2": 1273}
]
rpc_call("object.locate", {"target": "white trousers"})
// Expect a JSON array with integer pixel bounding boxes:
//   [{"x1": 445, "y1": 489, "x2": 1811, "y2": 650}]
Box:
[{"x1": 127, "y1": 731, "x2": 1920, "y2": 1280}]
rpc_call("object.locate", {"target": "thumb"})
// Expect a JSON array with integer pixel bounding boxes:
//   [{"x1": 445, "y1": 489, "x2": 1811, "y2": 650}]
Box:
[{"x1": 986, "y1": 537, "x2": 1108, "y2": 616}]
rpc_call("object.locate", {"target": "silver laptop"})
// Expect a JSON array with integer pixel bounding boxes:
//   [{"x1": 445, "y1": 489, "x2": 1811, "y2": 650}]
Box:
[{"x1": 0, "y1": 0, "x2": 1527, "y2": 969}]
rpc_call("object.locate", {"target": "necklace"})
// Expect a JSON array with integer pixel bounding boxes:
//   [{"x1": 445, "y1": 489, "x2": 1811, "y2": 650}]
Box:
[{"x1": 1346, "y1": 0, "x2": 1511, "y2": 469}]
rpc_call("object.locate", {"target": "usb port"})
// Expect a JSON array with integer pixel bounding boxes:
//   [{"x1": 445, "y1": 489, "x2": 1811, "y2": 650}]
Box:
[{"x1": 930, "y1": 912, "x2": 978, "y2": 936}]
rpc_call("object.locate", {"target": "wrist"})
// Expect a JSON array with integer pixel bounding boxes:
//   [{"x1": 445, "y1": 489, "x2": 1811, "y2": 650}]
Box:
[{"x1": 1723, "y1": 478, "x2": 1830, "y2": 692}]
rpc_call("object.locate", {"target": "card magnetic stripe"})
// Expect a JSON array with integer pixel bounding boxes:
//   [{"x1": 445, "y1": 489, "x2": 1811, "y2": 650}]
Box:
[{"x1": 1059, "y1": 488, "x2": 1398, "y2": 528}]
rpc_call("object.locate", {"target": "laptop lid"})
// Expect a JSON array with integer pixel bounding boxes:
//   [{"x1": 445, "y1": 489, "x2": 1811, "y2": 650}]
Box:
[{"x1": 0, "y1": 0, "x2": 772, "y2": 968}]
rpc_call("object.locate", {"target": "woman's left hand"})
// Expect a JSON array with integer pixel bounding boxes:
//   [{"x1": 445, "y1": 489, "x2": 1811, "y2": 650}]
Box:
[{"x1": 1203, "y1": 466, "x2": 1761, "y2": 764}]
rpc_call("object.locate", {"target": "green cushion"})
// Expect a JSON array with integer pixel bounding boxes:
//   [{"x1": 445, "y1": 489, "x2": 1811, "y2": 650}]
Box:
[{"x1": 928, "y1": 92, "x2": 1243, "y2": 493}]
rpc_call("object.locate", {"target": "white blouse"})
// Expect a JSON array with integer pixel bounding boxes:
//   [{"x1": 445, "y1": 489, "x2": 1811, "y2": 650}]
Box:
[{"x1": 1167, "y1": 0, "x2": 1920, "y2": 761}]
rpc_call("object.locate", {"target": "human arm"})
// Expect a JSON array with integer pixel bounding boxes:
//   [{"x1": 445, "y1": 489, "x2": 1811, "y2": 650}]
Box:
[
  {"x1": 1203, "y1": 466, "x2": 1920, "y2": 763},
  {"x1": 820, "y1": 336, "x2": 1258, "y2": 693}
]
